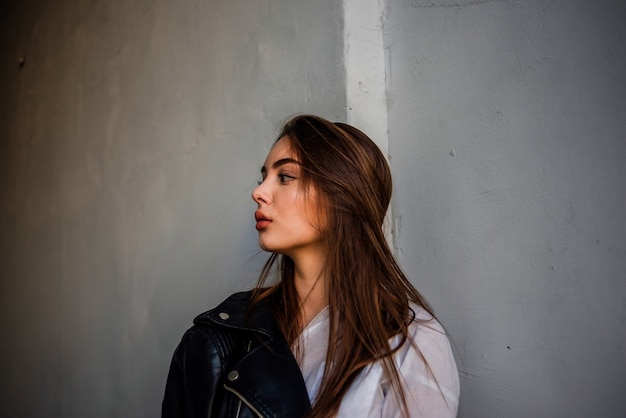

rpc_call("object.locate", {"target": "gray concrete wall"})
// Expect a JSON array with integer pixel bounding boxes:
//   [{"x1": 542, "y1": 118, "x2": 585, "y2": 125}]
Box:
[
  {"x1": 384, "y1": 0, "x2": 626, "y2": 417},
  {"x1": 0, "y1": 1, "x2": 344, "y2": 416},
  {"x1": 3, "y1": 0, "x2": 626, "y2": 416}
]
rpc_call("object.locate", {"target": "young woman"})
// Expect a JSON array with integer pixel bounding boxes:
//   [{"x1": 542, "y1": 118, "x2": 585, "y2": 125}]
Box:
[{"x1": 162, "y1": 115, "x2": 459, "y2": 418}]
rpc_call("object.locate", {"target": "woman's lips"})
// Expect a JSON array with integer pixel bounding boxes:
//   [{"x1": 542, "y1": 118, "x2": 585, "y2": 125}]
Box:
[
  {"x1": 255, "y1": 211, "x2": 271, "y2": 230},
  {"x1": 255, "y1": 219, "x2": 271, "y2": 230}
]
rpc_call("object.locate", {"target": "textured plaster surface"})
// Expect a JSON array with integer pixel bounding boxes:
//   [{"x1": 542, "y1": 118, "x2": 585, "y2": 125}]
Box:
[
  {"x1": 0, "y1": 1, "x2": 344, "y2": 416},
  {"x1": 384, "y1": 0, "x2": 626, "y2": 416}
]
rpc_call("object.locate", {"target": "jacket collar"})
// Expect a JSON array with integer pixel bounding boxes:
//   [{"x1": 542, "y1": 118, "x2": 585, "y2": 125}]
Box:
[{"x1": 193, "y1": 290, "x2": 280, "y2": 338}]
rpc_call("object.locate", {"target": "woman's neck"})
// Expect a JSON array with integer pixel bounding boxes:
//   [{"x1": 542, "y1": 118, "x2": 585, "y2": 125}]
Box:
[{"x1": 291, "y1": 249, "x2": 328, "y2": 326}]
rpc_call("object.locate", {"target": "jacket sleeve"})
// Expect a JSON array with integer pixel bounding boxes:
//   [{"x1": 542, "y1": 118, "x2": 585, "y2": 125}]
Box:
[{"x1": 162, "y1": 326, "x2": 224, "y2": 418}]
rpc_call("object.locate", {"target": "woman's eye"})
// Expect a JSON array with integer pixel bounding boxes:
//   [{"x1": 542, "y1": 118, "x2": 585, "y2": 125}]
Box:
[{"x1": 278, "y1": 174, "x2": 295, "y2": 184}]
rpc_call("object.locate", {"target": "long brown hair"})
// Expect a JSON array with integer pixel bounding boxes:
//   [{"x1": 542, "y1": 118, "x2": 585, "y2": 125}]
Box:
[{"x1": 252, "y1": 115, "x2": 435, "y2": 417}]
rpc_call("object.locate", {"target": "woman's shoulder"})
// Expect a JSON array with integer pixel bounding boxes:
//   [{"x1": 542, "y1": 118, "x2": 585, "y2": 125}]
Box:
[
  {"x1": 185, "y1": 289, "x2": 281, "y2": 338},
  {"x1": 390, "y1": 303, "x2": 457, "y2": 378},
  {"x1": 192, "y1": 290, "x2": 254, "y2": 326},
  {"x1": 337, "y1": 304, "x2": 459, "y2": 417},
  {"x1": 394, "y1": 304, "x2": 460, "y2": 415},
  {"x1": 171, "y1": 291, "x2": 258, "y2": 359},
  {"x1": 405, "y1": 303, "x2": 451, "y2": 351}
]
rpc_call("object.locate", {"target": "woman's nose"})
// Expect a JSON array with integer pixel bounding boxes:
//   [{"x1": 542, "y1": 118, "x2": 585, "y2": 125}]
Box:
[{"x1": 252, "y1": 182, "x2": 270, "y2": 205}]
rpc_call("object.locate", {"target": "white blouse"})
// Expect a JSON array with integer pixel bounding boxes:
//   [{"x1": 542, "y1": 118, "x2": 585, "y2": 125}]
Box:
[{"x1": 295, "y1": 305, "x2": 460, "y2": 418}]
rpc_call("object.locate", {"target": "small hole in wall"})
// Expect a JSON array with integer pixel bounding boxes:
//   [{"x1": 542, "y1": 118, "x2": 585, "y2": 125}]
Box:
[{"x1": 18, "y1": 53, "x2": 26, "y2": 69}]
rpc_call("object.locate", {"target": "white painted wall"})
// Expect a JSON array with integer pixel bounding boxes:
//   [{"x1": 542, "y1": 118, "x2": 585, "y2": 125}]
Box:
[
  {"x1": 384, "y1": 0, "x2": 626, "y2": 417},
  {"x1": 0, "y1": 1, "x2": 344, "y2": 416},
  {"x1": 344, "y1": 0, "x2": 389, "y2": 156}
]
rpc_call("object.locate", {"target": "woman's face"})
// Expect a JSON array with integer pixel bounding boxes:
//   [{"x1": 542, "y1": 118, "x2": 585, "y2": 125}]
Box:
[{"x1": 252, "y1": 137, "x2": 325, "y2": 258}]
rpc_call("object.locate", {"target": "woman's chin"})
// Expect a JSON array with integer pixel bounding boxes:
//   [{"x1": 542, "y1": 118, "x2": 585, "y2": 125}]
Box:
[
  {"x1": 259, "y1": 241, "x2": 289, "y2": 256},
  {"x1": 258, "y1": 240, "x2": 276, "y2": 253}
]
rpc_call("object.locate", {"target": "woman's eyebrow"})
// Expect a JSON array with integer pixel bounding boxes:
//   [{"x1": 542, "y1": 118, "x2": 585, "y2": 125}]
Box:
[{"x1": 261, "y1": 158, "x2": 301, "y2": 174}]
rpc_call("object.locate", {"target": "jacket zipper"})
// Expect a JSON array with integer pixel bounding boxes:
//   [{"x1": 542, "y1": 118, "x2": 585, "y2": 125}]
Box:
[
  {"x1": 223, "y1": 384, "x2": 264, "y2": 418},
  {"x1": 228, "y1": 340, "x2": 256, "y2": 418}
]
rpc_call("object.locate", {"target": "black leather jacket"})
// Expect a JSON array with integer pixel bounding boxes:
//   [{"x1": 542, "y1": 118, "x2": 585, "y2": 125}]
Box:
[{"x1": 162, "y1": 291, "x2": 311, "y2": 418}]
